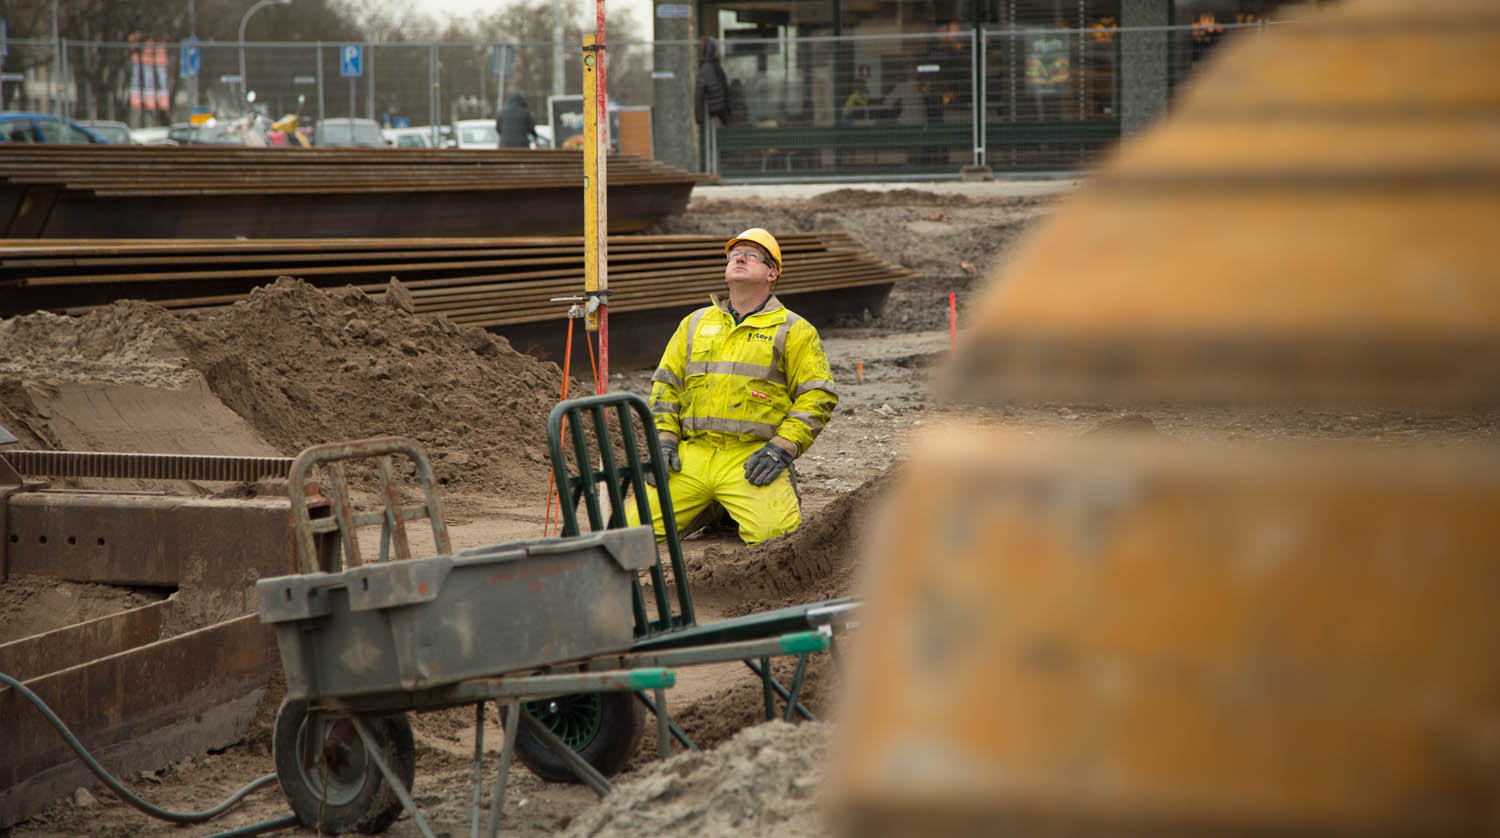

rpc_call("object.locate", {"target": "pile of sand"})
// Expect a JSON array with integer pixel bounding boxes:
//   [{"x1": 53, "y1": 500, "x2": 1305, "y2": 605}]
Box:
[
  {"x1": 563, "y1": 721, "x2": 832, "y2": 838},
  {"x1": 0, "y1": 277, "x2": 578, "y2": 491}
]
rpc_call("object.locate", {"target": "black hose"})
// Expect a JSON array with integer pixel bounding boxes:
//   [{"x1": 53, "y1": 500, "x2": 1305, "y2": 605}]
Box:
[
  {"x1": 0, "y1": 671, "x2": 278, "y2": 825},
  {"x1": 205, "y1": 812, "x2": 301, "y2": 837}
]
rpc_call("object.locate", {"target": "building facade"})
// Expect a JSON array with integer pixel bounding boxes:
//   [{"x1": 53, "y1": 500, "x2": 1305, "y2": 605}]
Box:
[{"x1": 657, "y1": 0, "x2": 1302, "y2": 177}]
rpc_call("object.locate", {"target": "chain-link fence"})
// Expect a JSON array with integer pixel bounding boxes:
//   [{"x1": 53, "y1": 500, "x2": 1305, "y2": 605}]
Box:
[
  {"x1": 2, "y1": 22, "x2": 1275, "y2": 177},
  {"x1": 710, "y1": 32, "x2": 976, "y2": 178},
  {"x1": 710, "y1": 22, "x2": 1269, "y2": 178}
]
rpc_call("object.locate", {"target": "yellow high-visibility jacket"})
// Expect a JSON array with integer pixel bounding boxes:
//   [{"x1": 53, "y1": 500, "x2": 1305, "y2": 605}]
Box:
[{"x1": 649, "y1": 295, "x2": 838, "y2": 455}]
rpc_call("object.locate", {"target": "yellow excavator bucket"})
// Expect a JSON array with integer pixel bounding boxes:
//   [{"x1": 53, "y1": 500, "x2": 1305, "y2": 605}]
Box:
[
  {"x1": 829, "y1": 0, "x2": 1500, "y2": 834},
  {"x1": 946, "y1": 0, "x2": 1500, "y2": 408}
]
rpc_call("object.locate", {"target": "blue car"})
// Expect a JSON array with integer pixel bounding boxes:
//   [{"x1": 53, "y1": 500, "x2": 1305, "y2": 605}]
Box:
[{"x1": 0, "y1": 113, "x2": 107, "y2": 144}]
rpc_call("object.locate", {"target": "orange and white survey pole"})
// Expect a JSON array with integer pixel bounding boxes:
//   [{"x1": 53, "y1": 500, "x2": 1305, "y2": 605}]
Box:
[{"x1": 582, "y1": 17, "x2": 610, "y2": 393}]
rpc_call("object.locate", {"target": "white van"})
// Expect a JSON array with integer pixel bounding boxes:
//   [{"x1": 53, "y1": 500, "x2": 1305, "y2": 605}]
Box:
[
  {"x1": 382, "y1": 126, "x2": 440, "y2": 148},
  {"x1": 452, "y1": 119, "x2": 499, "y2": 149},
  {"x1": 314, "y1": 118, "x2": 385, "y2": 147}
]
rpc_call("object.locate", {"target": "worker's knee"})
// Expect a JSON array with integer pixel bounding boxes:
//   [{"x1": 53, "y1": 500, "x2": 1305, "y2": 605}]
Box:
[
  {"x1": 732, "y1": 484, "x2": 800, "y2": 545},
  {"x1": 737, "y1": 513, "x2": 797, "y2": 545}
]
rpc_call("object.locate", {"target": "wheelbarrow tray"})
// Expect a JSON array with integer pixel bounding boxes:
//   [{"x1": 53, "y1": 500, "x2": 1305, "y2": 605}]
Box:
[{"x1": 256, "y1": 526, "x2": 656, "y2": 700}]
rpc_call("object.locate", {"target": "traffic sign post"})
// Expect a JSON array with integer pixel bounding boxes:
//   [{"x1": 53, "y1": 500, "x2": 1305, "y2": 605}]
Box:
[
  {"x1": 490, "y1": 43, "x2": 514, "y2": 78},
  {"x1": 340, "y1": 44, "x2": 362, "y2": 77},
  {"x1": 340, "y1": 44, "x2": 363, "y2": 124},
  {"x1": 180, "y1": 38, "x2": 201, "y2": 78},
  {"x1": 1, "y1": 18, "x2": 10, "y2": 111},
  {"x1": 492, "y1": 43, "x2": 515, "y2": 116}
]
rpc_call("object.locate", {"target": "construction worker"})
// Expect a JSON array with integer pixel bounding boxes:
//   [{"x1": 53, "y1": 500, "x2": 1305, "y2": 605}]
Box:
[{"x1": 630, "y1": 228, "x2": 838, "y2": 545}]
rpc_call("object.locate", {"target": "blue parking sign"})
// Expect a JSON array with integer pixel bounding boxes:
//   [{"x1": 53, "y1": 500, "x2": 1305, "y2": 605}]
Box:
[
  {"x1": 340, "y1": 44, "x2": 363, "y2": 78},
  {"x1": 180, "y1": 37, "x2": 201, "y2": 79},
  {"x1": 491, "y1": 43, "x2": 514, "y2": 78}
]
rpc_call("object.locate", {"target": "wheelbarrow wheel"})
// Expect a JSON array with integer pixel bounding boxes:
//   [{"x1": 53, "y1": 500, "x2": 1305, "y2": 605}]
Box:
[
  {"x1": 513, "y1": 691, "x2": 645, "y2": 783},
  {"x1": 273, "y1": 698, "x2": 416, "y2": 835}
]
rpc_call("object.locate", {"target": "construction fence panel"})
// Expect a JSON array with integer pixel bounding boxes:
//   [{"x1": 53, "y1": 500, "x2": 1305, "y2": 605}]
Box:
[
  {"x1": 2, "y1": 39, "x2": 69, "y2": 118},
  {"x1": 981, "y1": 27, "x2": 1118, "y2": 171},
  {"x1": 711, "y1": 31, "x2": 977, "y2": 180},
  {"x1": 6, "y1": 24, "x2": 1279, "y2": 173},
  {"x1": 234, "y1": 42, "x2": 327, "y2": 121},
  {"x1": 980, "y1": 21, "x2": 1268, "y2": 172}
]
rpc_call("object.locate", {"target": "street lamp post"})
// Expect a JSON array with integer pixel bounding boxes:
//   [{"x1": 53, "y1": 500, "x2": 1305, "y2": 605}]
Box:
[
  {"x1": 52, "y1": 0, "x2": 61, "y2": 121},
  {"x1": 188, "y1": 0, "x2": 198, "y2": 109},
  {"x1": 238, "y1": 0, "x2": 293, "y2": 109}
]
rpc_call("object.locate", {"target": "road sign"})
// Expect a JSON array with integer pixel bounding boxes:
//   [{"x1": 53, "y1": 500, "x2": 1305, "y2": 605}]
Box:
[
  {"x1": 491, "y1": 43, "x2": 514, "y2": 78},
  {"x1": 339, "y1": 44, "x2": 363, "y2": 78},
  {"x1": 180, "y1": 38, "x2": 201, "y2": 79}
]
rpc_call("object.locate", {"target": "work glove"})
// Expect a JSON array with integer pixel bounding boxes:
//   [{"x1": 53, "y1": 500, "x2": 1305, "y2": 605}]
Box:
[
  {"x1": 645, "y1": 437, "x2": 680, "y2": 487},
  {"x1": 743, "y1": 442, "x2": 794, "y2": 487}
]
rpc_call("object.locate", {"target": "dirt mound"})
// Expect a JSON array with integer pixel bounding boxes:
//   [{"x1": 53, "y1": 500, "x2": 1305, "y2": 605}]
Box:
[
  {"x1": 176, "y1": 277, "x2": 571, "y2": 491},
  {"x1": 0, "y1": 304, "x2": 199, "y2": 390},
  {"x1": 802, "y1": 187, "x2": 976, "y2": 210},
  {"x1": 688, "y1": 468, "x2": 895, "y2": 616},
  {"x1": 563, "y1": 721, "x2": 831, "y2": 838},
  {"x1": 0, "y1": 278, "x2": 573, "y2": 492}
]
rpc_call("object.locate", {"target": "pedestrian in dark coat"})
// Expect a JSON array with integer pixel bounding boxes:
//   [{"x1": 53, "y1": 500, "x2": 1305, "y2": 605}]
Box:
[
  {"x1": 695, "y1": 37, "x2": 730, "y2": 124},
  {"x1": 497, "y1": 92, "x2": 538, "y2": 148}
]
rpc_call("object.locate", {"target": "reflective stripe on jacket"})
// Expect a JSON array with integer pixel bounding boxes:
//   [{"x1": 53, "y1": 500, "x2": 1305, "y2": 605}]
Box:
[{"x1": 649, "y1": 295, "x2": 838, "y2": 454}]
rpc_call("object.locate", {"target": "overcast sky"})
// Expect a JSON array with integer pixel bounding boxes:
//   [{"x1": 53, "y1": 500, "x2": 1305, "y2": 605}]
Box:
[{"x1": 427, "y1": 0, "x2": 656, "y2": 37}]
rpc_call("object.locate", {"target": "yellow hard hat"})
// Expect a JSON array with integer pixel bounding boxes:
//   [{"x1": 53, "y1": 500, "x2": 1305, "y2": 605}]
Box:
[{"x1": 725, "y1": 228, "x2": 782, "y2": 272}]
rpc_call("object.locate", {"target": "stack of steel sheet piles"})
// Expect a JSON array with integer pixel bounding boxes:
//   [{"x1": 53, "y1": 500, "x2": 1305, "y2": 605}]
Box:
[
  {"x1": 0, "y1": 145, "x2": 704, "y2": 238},
  {"x1": 0, "y1": 234, "x2": 917, "y2": 367}
]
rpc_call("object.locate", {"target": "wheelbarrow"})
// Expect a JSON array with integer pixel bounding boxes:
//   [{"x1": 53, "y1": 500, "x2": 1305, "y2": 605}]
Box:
[
  {"x1": 253, "y1": 398, "x2": 852, "y2": 835},
  {"x1": 256, "y1": 436, "x2": 677, "y2": 835}
]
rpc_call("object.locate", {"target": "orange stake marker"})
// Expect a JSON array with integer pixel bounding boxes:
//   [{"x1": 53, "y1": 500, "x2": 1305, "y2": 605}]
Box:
[
  {"x1": 857, "y1": 361, "x2": 864, "y2": 383},
  {"x1": 949, "y1": 292, "x2": 957, "y2": 351}
]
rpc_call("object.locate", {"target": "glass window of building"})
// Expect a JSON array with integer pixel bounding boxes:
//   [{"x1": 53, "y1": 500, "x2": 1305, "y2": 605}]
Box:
[
  {"x1": 983, "y1": 0, "x2": 1120, "y2": 123},
  {"x1": 706, "y1": 1, "x2": 835, "y2": 126}
]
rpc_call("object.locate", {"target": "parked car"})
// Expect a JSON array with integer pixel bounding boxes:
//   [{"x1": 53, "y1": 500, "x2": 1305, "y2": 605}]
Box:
[
  {"x1": 0, "y1": 113, "x2": 106, "y2": 144},
  {"x1": 314, "y1": 118, "x2": 385, "y2": 147},
  {"x1": 382, "y1": 126, "x2": 439, "y2": 148},
  {"x1": 168, "y1": 121, "x2": 244, "y2": 145},
  {"x1": 130, "y1": 125, "x2": 173, "y2": 144},
  {"x1": 452, "y1": 118, "x2": 499, "y2": 149},
  {"x1": 78, "y1": 120, "x2": 133, "y2": 144}
]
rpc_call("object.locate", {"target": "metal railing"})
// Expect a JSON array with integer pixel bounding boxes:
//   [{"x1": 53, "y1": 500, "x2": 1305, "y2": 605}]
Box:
[{"x1": 1, "y1": 23, "x2": 1274, "y2": 178}]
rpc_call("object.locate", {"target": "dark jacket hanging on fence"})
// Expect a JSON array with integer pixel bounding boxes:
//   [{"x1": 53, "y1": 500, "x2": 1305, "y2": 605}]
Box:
[{"x1": 695, "y1": 38, "x2": 730, "y2": 125}]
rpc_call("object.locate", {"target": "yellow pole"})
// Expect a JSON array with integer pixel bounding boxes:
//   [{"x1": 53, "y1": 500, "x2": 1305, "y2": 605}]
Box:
[{"x1": 581, "y1": 32, "x2": 609, "y2": 391}]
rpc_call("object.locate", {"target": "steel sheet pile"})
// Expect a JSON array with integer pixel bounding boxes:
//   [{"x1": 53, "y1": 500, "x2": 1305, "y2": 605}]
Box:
[
  {"x1": 0, "y1": 145, "x2": 701, "y2": 238},
  {"x1": 0, "y1": 234, "x2": 916, "y2": 364}
]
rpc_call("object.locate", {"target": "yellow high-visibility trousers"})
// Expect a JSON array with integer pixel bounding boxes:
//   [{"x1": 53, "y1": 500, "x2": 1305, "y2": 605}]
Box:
[{"x1": 626, "y1": 436, "x2": 799, "y2": 545}]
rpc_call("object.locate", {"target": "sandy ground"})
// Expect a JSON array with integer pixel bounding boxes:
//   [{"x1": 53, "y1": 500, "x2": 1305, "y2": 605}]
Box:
[
  {"x1": 0, "y1": 185, "x2": 1057, "y2": 838},
  {"x1": 8, "y1": 182, "x2": 1496, "y2": 837}
]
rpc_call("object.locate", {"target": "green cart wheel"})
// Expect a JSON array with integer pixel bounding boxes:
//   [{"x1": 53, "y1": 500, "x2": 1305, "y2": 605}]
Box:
[{"x1": 513, "y1": 691, "x2": 645, "y2": 783}]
